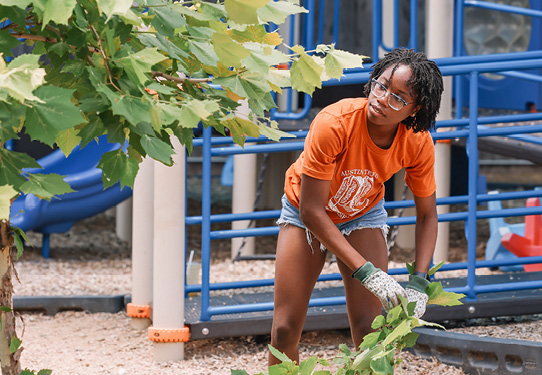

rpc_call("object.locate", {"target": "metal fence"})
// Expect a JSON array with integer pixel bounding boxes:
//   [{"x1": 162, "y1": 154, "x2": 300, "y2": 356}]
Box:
[{"x1": 186, "y1": 0, "x2": 542, "y2": 322}]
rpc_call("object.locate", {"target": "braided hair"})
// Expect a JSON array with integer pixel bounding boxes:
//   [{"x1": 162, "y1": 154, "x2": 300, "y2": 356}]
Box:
[{"x1": 363, "y1": 48, "x2": 444, "y2": 133}]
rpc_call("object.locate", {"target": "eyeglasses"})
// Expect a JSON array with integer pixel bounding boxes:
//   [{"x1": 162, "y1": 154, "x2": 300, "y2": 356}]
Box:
[{"x1": 370, "y1": 79, "x2": 413, "y2": 111}]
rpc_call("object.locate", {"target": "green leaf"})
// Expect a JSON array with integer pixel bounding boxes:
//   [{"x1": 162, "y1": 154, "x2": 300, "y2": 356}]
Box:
[
  {"x1": 0, "y1": 30, "x2": 21, "y2": 57},
  {"x1": 98, "y1": 148, "x2": 139, "y2": 189},
  {"x1": 406, "y1": 262, "x2": 415, "y2": 275},
  {"x1": 78, "y1": 116, "x2": 107, "y2": 148},
  {"x1": 171, "y1": 126, "x2": 194, "y2": 155},
  {"x1": 241, "y1": 42, "x2": 290, "y2": 75},
  {"x1": 0, "y1": 101, "x2": 24, "y2": 142},
  {"x1": 323, "y1": 47, "x2": 365, "y2": 80},
  {"x1": 0, "y1": 0, "x2": 31, "y2": 7},
  {"x1": 109, "y1": 95, "x2": 153, "y2": 128},
  {"x1": 427, "y1": 282, "x2": 465, "y2": 307},
  {"x1": 258, "y1": 121, "x2": 292, "y2": 142},
  {"x1": 382, "y1": 319, "x2": 411, "y2": 346},
  {"x1": 0, "y1": 5, "x2": 27, "y2": 25},
  {"x1": 268, "y1": 344, "x2": 293, "y2": 364},
  {"x1": 115, "y1": 48, "x2": 167, "y2": 86},
  {"x1": 0, "y1": 184, "x2": 17, "y2": 220},
  {"x1": 37, "y1": 370, "x2": 53, "y2": 375},
  {"x1": 370, "y1": 349, "x2": 394, "y2": 374},
  {"x1": 429, "y1": 261, "x2": 445, "y2": 275},
  {"x1": 0, "y1": 54, "x2": 46, "y2": 102},
  {"x1": 96, "y1": 0, "x2": 132, "y2": 19},
  {"x1": 385, "y1": 304, "x2": 403, "y2": 324},
  {"x1": 11, "y1": 224, "x2": 31, "y2": 259},
  {"x1": 401, "y1": 331, "x2": 419, "y2": 348},
  {"x1": 0, "y1": 148, "x2": 41, "y2": 190},
  {"x1": 212, "y1": 33, "x2": 250, "y2": 68},
  {"x1": 352, "y1": 344, "x2": 384, "y2": 371},
  {"x1": 230, "y1": 371, "x2": 250, "y2": 375},
  {"x1": 150, "y1": 4, "x2": 187, "y2": 37},
  {"x1": 140, "y1": 134, "x2": 174, "y2": 165},
  {"x1": 318, "y1": 358, "x2": 331, "y2": 367},
  {"x1": 240, "y1": 73, "x2": 272, "y2": 100},
  {"x1": 55, "y1": 128, "x2": 82, "y2": 156},
  {"x1": 0, "y1": 305, "x2": 12, "y2": 312},
  {"x1": 371, "y1": 315, "x2": 386, "y2": 330},
  {"x1": 359, "y1": 331, "x2": 382, "y2": 349},
  {"x1": 177, "y1": 99, "x2": 220, "y2": 128},
  {"x1": 9, "y1": 336, "x2": 21, "y2": 353},
  {"x1": 25, "y1": 85, "x2": 86, "y2": 147},
  {"x1": 20, "y1": 173, "x2": 76, "y2": 201},
  {"x1": 299, "y1": 356, "x2": 317, "y2": 375},
  {"x1": 224, "y1": 0, "x2": 270, "y2": 24},
  {"x1": 257, "y1": 1, "x2": 307, "y2": 25},
  {"x1": 41, "y1": 0, "x2": 77, "y2": 27},
  {"x1": 290, "y1": 45, "x2": 323, "y2": 95},
  {"x1": 187, "y1": 39, "x2": 220, "y2": 67},
  {"x1": 138, "y1": 33, "x2": 190, "y2": 62}
]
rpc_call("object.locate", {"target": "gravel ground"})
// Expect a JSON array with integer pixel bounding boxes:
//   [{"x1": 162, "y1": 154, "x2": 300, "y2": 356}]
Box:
[{"x1": 10, "y1": 198, "x2": 541, "y2": 375}]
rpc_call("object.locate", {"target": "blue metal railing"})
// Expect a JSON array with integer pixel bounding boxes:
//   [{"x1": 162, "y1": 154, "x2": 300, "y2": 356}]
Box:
[{"x1": 187, "y1": 0, "x2": 542, "y2": 321}]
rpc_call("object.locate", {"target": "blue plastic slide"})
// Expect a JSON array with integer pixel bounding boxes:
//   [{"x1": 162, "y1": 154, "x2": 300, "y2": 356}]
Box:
[{"x1": 10, "y1": 136, "x2": 133, "y2": 258}]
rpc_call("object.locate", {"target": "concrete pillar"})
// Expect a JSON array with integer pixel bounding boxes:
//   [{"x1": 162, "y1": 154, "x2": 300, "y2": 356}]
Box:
[
  {"x1": 130, "y1": 158, "x2": 154, "y2": 329},
  {"x1": 426, "y1": 0, "x2": 454, "y2": 263},
  {"x1": 116, "y1": 197, "x2": 132, "y2": 244},
  {"x1": 152, "y1": 138, "x2": 186, "y2": 361}
]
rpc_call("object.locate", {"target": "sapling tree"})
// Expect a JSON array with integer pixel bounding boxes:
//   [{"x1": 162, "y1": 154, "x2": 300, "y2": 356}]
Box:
[
  {"x1": 0, "y1": 0, "x2": 365, "y2": 373},
  {"x1": 238, "y1": 263, "x2": 465, "y2": 375}
]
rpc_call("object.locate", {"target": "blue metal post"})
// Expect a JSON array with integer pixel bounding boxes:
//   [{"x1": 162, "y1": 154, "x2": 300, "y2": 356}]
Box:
[
  {"x1": 372, "y1": 0, "x2": 382, "y2": 60},
  {"x1": 409, "y1": 0, "x2": 418, "y2": 51},
  {"x1": 393, "y1": 0, "x2": 400, "y2": 48},
  {"x1": 332, "y1": 0, "x2": 340, "y2": 45},
  {"x1": 454, "y1": 0, "x2": 465, "y2": 119},
  {"x1": 200, "y1": 126, "x2": 212, "y2": 321},
  {"x1": 466, "y1": 71, "x2": 479, "y2": 301}
]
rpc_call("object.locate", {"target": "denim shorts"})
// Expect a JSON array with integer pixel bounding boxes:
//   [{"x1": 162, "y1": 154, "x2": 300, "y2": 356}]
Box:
[{"x1": 277, "y1": 194, "x2": 389, "y2": 252}]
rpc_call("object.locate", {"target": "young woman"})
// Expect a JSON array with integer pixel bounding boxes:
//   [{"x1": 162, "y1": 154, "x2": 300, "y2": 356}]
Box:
[{"x1": 269, "y1": 48, "x2": 444, "y2": 365}]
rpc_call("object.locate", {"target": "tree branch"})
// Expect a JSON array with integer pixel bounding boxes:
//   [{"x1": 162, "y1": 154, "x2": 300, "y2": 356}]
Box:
[
  {"x1": 89, "y1": 26, "x2": 124, "y2": 94},
  {"x1": 10, "y1": 34, "x2": 58, "y2": 43},
  {"x1": 151, "y1": 71, "x2": 214, "y2": 84}
]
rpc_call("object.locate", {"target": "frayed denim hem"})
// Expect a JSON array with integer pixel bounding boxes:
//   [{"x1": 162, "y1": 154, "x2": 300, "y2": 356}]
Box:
[{"x1": 278, "y1": 220, "x2": 390, "y2": 254}]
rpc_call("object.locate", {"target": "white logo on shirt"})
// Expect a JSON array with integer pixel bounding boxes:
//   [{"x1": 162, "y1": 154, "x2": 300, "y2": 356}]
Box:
[{"x1": 326, "y1": 170, "x2": 376, "y2": 219}]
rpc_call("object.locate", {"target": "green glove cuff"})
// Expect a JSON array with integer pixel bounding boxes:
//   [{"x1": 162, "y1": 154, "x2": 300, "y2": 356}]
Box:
[
  {"x1": 352, "y1": 261, "x2": 379, "y2": 283},
  {"x1": 407, "y1": 274, "x2": 430, "y2": 293}
]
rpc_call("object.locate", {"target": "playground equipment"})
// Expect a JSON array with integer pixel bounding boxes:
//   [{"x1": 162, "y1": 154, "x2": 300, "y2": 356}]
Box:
[
  {"x1": 501, "y1": 197, "x2": 542, "y2": 272},
  {"x1": 9, "y1": 135, "x2": 132, "y2": 258},
  {"x1": 485, "y1": 191, "x2": 525, "y2": 272},
  {"x1": 125, "y1": 0, "x2": 542, "y2": 357}
]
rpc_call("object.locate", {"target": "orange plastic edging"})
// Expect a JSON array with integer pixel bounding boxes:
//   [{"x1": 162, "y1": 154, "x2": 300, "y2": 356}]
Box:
[
  {"x1": 148, "y1": 326, "x2": 190, "y2": 343},
  {"x1": 126, "y1": 303, "x2": 151, "y2": 319}
]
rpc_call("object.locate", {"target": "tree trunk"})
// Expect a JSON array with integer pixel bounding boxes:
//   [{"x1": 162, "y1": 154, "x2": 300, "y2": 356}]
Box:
[{"x1": 0, "y1": 220, "x2": 21, "y2": 375}]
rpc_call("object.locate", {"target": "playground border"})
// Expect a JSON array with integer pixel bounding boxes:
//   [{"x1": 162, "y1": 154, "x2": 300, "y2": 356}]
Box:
[
  {"x1": 410, "y1": 327, "x2": 542, "y2": 375},
  {"x1": 11, "y1": 292, "x2": 542, "y2": 375}
]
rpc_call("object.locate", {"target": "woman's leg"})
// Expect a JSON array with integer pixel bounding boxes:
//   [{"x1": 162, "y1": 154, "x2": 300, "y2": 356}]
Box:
[
  {"x1": 269, "y1": 224, "x2": 327, "y2": 366},
  {"x1": 335, "y1": 228, "x2": 389, "y2": 348}
]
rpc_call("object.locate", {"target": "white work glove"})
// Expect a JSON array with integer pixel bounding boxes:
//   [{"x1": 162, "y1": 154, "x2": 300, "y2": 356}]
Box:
[
  {"x1": 406, "y1": 273, "x2": 430, "y2": 319},
  {"x1": 352, "y1": 262, "x2": 406, "y2": 310}
]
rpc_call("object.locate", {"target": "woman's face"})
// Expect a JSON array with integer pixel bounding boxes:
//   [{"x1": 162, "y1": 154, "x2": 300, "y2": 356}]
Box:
[{"x1": 366, "y1": 64, "x2": 420, "y2": 128}]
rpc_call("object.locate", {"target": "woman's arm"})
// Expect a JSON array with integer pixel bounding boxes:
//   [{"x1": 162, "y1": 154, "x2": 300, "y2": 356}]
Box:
[
  {"x1": 413, "y1": 192, "x2": 438, "y2": 273},
  {"x1": 298, "y1": 173, "x2": 367, "y2": 271}
]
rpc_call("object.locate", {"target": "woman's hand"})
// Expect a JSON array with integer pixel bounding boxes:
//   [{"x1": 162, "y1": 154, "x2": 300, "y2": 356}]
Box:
[{"x1": 352, "y1": 262, "x2": 406, "y2": 310}]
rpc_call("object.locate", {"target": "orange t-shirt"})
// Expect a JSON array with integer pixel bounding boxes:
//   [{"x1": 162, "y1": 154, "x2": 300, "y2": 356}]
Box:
[{"x1": 284, "y1": 98, "x2": 436, "y2": 224}]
